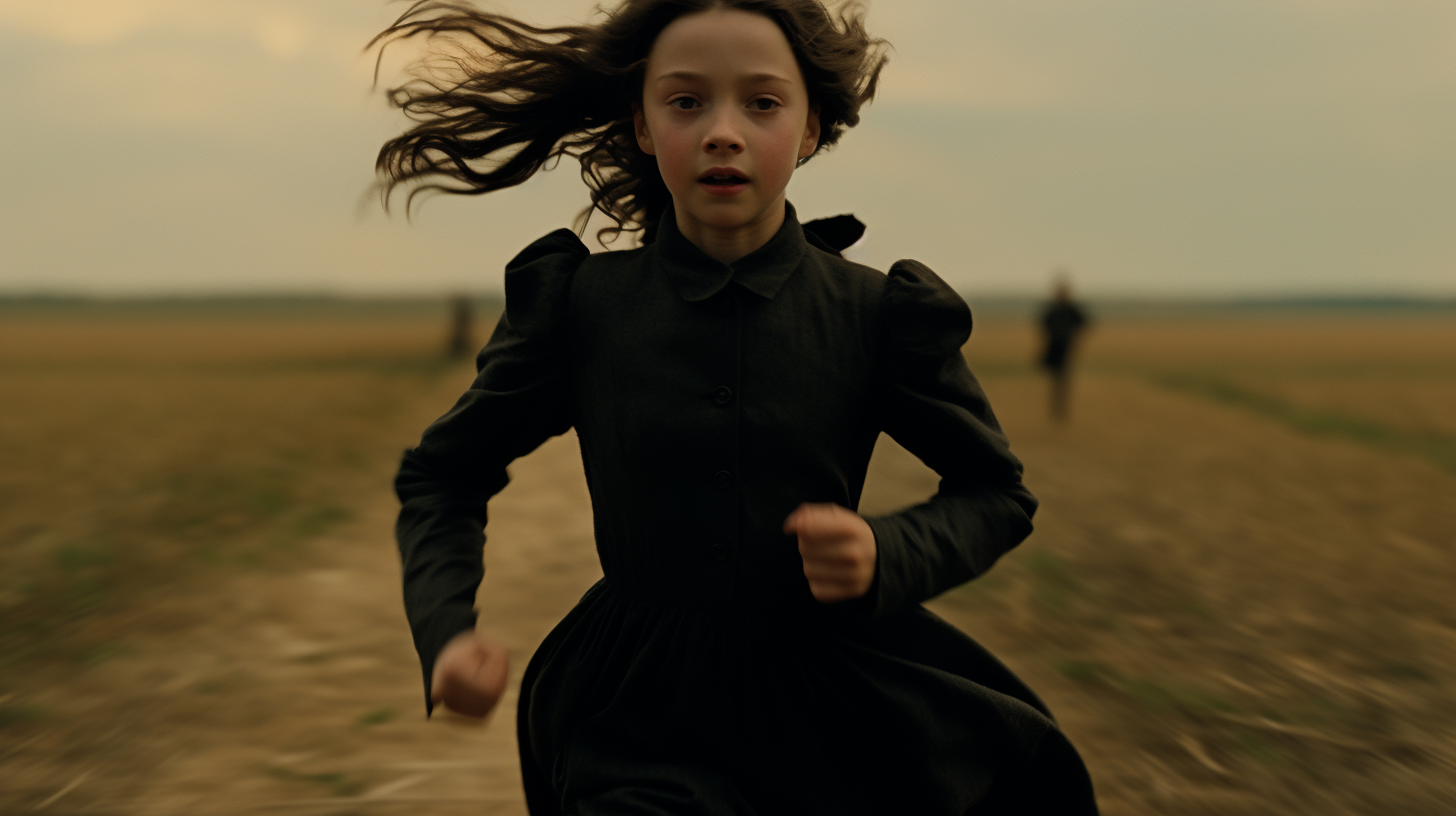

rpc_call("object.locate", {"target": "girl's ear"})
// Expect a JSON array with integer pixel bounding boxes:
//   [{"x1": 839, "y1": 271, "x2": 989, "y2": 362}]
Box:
[
  {"x1": 633, "y1": 103, "x2": 656, "y2": 156},
  {"x1": 798, "y1": 106, "x2": 822, "y2": 159}
]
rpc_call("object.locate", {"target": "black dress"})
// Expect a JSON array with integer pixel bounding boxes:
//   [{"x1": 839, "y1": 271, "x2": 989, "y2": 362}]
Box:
[{"x1": 395, "y1": 204, "x2": 1098, "y2": 815}]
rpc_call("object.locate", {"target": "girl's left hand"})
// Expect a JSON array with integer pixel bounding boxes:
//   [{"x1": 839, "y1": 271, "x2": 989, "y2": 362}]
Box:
[{"x1": 783, "y1": 503, "x2": 877, "y2": 603}]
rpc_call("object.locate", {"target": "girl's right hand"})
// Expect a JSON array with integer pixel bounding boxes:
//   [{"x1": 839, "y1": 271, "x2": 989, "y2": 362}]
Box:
[{"x1": 430, "y1": 631, "x2": 510, "y2": 719}]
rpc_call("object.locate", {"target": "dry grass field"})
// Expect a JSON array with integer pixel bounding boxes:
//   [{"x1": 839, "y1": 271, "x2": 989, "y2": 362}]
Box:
[{"x1": 1, "y1": 302, "x2": 1453, "y2": 814}]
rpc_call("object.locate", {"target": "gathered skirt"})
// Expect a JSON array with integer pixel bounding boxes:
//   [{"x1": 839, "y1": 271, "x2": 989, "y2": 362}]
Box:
[{"x1": 516, "y1": 580, "x2": 1097, "y2": 815}]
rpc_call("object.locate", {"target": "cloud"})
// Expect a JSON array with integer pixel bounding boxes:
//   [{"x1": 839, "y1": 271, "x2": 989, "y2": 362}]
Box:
[
  {"x1": 255, "y1": 12, "x2": 310, "y2": 58},
  {"x1": 0, "y1": 3, "x2": 392, "y2": 141},
  {"x1": 0, "y1": 1, "x2": 311, "y2": 54},
  {"x1": 0, "y1": 0, "x2": 173, "y2": 46},
  {"x1": 869, "y1": 0, "x2": 1456, "y2": 116}
]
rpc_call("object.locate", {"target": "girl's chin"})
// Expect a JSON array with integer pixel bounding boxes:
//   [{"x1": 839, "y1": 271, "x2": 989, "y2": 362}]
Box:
[
  {"x1": 671, "y1": 191, "x2": 788, "y2": 233},
  {"x1": 685, "y1": 211, "x2": 776, "y2": 235}
]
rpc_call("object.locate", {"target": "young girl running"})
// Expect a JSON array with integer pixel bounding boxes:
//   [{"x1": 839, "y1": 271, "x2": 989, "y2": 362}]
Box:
[{"x1": 377, "y1": 1, "x2": 1098, "y2": 812}]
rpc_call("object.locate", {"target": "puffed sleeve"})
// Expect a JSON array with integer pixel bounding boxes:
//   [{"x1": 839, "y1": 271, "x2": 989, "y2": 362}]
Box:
[
  {"x1": 394, "y1": 228, "x2": 587, "y2": 711},
  {"x1": 862, "y1": 259, "x2": 1038, "y2": 617}
]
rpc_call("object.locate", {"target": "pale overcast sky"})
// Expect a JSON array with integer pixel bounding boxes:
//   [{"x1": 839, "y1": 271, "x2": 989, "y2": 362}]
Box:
[{"x1": 1, "y1": 1, "x2": 1452, "y2": 297}]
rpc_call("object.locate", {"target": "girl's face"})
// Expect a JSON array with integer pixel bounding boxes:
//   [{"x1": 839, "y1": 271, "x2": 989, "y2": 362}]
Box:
[{"x1": 634, "y1": 8, "x2": 820, "y2": 253}]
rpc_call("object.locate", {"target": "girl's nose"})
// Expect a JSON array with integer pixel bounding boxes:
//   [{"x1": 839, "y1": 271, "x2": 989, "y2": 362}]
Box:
[
  {"x1": 705, "y1": 137, "x2": 742, "y2": 152},
  {"x1": 703, "y1": 111, "x2": 744, "y2": 154}
]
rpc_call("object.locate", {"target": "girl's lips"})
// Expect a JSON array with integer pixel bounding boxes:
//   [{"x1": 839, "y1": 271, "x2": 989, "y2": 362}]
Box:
[
  {"x1": 699, "y1": 169, "x2": 749, "y2": 196},
  {"x1": 700, "y1": 180, "x2": 749, "y2": 196}
]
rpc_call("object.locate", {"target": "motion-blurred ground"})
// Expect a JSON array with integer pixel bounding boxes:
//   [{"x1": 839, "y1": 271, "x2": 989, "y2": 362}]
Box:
[{"x1": 1, "y1": 301, "x2": 1453, "y2": 815}]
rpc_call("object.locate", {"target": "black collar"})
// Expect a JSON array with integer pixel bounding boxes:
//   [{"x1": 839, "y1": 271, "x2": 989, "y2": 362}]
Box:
[{"x1": 655, "y1": 202, "x2": 808, "y2": 302}]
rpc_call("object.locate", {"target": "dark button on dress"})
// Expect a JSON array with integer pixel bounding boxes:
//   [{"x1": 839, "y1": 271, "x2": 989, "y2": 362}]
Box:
[{"x1": 394, "y1": 204, "x2": 1098, "y2": 815}]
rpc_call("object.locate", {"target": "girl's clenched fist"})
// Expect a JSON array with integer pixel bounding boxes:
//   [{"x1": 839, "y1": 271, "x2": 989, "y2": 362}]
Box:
[
  {"x1": 431, "y1": 631, "x2": 510, "y2": 719},
  {"x1": 783, "y1": 503, "x2": 877, "y2": 603}
]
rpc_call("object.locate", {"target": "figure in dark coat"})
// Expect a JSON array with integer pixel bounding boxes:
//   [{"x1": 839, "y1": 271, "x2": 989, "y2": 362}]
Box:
[
  {"x1": 445, "y1": 294, "x2": 474, "y2": 360},
  {"x1": 1038, "y1": 279, "x2": 1090, "y2": 422}
]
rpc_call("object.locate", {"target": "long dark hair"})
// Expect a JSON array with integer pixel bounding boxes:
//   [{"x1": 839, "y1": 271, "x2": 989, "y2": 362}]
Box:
[{"x1": 369, "y1": 0, "x2": 888, "y2": 244}]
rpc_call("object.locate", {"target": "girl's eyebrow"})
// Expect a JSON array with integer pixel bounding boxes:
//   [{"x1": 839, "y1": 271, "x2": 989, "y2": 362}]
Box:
[{"x1": 654, "y1": 70, "x2": 794, "y2": 86}]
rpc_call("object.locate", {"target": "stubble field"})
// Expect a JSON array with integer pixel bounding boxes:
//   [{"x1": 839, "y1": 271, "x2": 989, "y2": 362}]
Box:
[{"x1": 1, "y1": 303, "x2": 1453, "y2": 815}]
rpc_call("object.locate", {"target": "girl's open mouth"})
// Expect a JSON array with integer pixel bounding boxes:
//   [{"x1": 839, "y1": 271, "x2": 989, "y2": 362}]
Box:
[
  {"x1": 700, "y1": 173, "x2": 748, "y2": 187},
  {"x1": 699, "y1": 171, "x2": 749, "y2": 196}
]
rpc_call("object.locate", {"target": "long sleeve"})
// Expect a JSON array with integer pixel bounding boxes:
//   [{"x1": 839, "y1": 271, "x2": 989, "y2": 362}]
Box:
[
  {"x1": 862, "y1": 259, "x2": 1038, "y2": 617},
  {"x1": 394, "y1": 228, "x2": 587, "y2": 710}
]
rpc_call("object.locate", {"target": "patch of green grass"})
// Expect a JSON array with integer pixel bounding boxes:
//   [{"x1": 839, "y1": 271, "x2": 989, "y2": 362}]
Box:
[
  {"x1": 244, "y1": 486, "x2": 291, "y2": 517},
  {"x1": 17, "y1": 541, "x2": 122, "y2": 629},
  {"x1": 357, "y1": 707, "x2": 397, "y2": 726},
  {"x1": 57, "y1": 576, "x2": 109, "y2": 620},
  {"x1": 53, "y1": 544, "x2": 114, "y2": 572},
  {"x1": 1279, "y1": 693, "x2": 1356, "y2": 731},
  {"x1": 235, "y1": 552, "x2": 264, "y2": 568},
  {"x1": 1174, "y1": 597, "x2": 1215, "y2": 621},
  {"x1": 0, "y1": 622, "x2": 69, "y2": 668},
  {"x1": 160, "y1": 478, "x2": 352, "y2": 563},
  {"x1": 1054, "y1": 658, "x2": 1236, "y2": 718},
  {"x1": 289, "y1": 505, "x2": 352, "y2": 540},
  {"x1": 2, "y1": 488, "x2": 354, "y2": 678},
  {"x1": 1055, "y1": 659, "x2": 1112, "y2": 685},
  {"x1": 1155, "y1": 374, "x2": 1456, "y2": 474},
  {"x1": 291, "y1": 651, "x2": 337, "y2": 665},
  {"x1": 1024, "y1": 551, "x2": 1088, "y2": 618},
  {"x1": 266, "y1": 766, "x2": 366, "y2": 797},
  {"x1": 1117, "y1": 676, "x2": 1236, "y2": 716},
  {"x1": 0, "y1": 703, "x2": 48, "y2": 729},
  {"x1": 0, "y1": 356, "x2": 430, "y2": 679},
  {"x1": 1229, "y1": 728, "x2": 1292, "y2": 766},
  {"x1": 75, "y1": 642, "x2": 131, "y2": 665},
  {"x1": 156, "y1": 471, "x2": 302, "y2": 537},
  {"x1": 191, "y1": 672, "x2": 255, "y2": 695},
  {"x1": 193, "y1": 544, "x2": 223, "y2": 564},
  {"x1": 1368, "y1": 660, "x2": 1434, "y2": 682}
]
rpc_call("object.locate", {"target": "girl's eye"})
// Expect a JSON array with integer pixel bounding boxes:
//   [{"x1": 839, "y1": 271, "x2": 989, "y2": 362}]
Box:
[
  {"x1": 668, "y1": 97, "x2": 699, "y2": 110},
  {"x1": 747, "y1": 98, "x2": 781, "y2": 112}
]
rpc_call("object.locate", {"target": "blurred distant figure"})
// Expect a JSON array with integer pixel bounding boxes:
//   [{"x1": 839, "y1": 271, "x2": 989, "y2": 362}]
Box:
[
  {"x1": 446, "y1": 295, "x2": 473, "y2": 360},
  {"x1": 1038, "y1": 278, "x2": 1089, "y2": 422}
]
